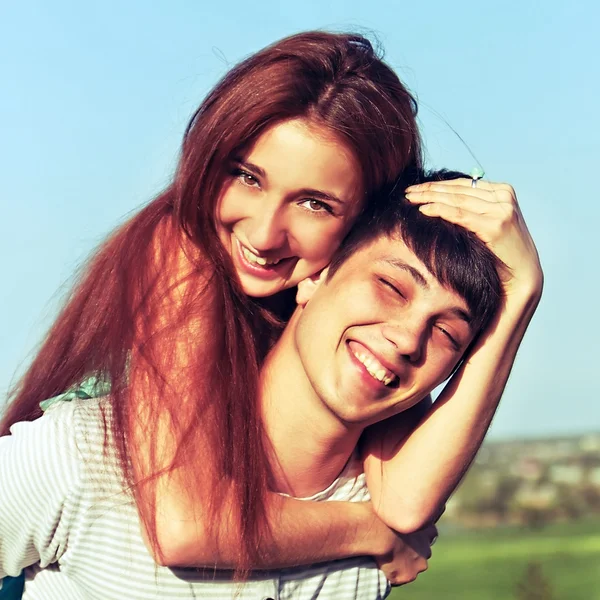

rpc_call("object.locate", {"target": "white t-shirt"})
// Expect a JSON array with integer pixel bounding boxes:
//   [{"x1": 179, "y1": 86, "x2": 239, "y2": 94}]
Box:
[{"x1": 0, "y1": 398, "x2": 389, "y2": 599}]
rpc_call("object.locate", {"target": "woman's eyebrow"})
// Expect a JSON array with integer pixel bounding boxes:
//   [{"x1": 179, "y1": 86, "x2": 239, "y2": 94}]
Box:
[
  {"x1": 232, "y1": 158, "x2": 345, "y2": 205},
  {"x1": 233, "y1": 158, "x2": 266, "y2": 178},
  {"x1": 298, "y1": 189, "x2": 344, "y2": 205}
]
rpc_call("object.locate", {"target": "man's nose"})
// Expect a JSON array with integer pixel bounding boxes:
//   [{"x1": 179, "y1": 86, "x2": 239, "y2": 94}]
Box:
[
  {"x1": 245, "y1": 199, "x2": 287, "y2": 252},
  {"x1": 381, "y1": 320, "x2": 427, "y2": 364}
]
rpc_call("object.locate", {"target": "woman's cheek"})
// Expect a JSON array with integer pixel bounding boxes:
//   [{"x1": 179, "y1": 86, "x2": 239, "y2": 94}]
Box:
[
  {"x1": 217, "y1": 184, "x2": 249, "y2": 227},
  {"x1": 302, "y1": 223, "x2": 347, "y2": 262}
]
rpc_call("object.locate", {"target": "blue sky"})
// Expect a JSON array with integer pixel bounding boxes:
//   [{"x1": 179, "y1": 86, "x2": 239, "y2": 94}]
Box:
[{"x1": 1, "y1": 0, "x2": 598, "y2": 438}]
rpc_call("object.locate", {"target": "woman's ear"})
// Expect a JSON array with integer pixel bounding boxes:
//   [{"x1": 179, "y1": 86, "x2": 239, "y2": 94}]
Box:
[{"x1": 296, "y1": 267, "x2": 329, "y2": 307}]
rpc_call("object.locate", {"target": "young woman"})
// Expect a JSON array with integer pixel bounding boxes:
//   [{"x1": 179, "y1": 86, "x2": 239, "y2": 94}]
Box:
[
  {"x1": 0, "y1": 30, "x2": 423, "y2": 581},
  {"x1": 0, "y1": 30, "x2": 543, "y2": 597}
]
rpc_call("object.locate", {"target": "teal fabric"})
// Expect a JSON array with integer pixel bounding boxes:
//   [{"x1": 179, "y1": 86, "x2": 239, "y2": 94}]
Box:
[
  {"x1": 1, "y1": 376, "x2": 111, "y2": 599},
  {"x1": 39, "y1": 375, "x2": 112, "y2": 411},
  {"x1": 0, "y1": 575, "x2": 25, "y2": 599}
]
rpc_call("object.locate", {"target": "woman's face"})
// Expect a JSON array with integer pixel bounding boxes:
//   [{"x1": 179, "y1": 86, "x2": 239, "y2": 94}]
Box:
[{"x1": 216, "y1": 118, "x2": 365, "y2": 298}]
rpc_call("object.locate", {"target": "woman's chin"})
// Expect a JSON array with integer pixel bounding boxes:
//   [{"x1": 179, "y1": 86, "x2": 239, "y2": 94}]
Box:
[
  {"x1": 234, "y1": 261, "x2": 302, "y2": 298},
  {"x1": 237, "y1": 275, "x2": 289, "y2": 298}
]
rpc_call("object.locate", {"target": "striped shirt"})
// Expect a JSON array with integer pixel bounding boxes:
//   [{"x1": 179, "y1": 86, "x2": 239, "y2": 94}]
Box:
[{"x1": 0, "y1": 398, "x2": 389, "y2": 599}]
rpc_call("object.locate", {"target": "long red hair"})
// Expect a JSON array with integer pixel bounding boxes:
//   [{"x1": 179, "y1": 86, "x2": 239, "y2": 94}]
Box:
[{"x1": 1, "y1": 31, "x2": 422, "y2": 570}]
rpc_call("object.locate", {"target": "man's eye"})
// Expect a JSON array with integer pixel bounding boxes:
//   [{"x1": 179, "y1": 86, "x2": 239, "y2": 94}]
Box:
[
  {"x1": 435, "y1": 325, "x2": 459, "y2": 350},
  {"x1": 299, "y1": 199, "x2": 334, "y2": 214},
  {"x1": 379, "y1": 278, "x2": 405, "y2": 299}
]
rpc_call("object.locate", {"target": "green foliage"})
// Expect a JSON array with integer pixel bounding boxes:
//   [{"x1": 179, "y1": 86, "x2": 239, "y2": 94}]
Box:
[
  {"x1": 515, "y1": 562, "x2": 555, "y2": 600},
  {"x1": 520, "y1": 507, "x2": 551, "y2": 530},
  {"x1": 448, "y1": 434, "x2": 600, "y2": 528},
  {"x1": 389, "y1": 518, "x2": 600, "y2": 600}
]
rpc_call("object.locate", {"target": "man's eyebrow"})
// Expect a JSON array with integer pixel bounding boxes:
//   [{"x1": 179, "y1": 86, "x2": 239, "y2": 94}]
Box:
[
  {"x1": 380, "y1": 258, "x2": 429, "y2": 288},
  {"x1": 232, "y1": 159, "x2": 345, "y2": 205},
  {"x1": 448, "y1": 307, "x2": 473, "y2": 325}
]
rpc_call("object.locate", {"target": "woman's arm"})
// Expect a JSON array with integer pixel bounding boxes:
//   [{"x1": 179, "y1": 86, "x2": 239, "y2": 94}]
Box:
[
  {"x1": 363, "y1": 179, "x2": 543, "y2": 533},
  {"x1": 0, "y1": 403, "x2": 81, "y2": 582},
  {"x1": 152, "y1": 478, "x2": 398, "y2": 568}
]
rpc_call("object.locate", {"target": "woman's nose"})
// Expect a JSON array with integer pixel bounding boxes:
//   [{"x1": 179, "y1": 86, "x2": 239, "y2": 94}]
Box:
[{"x1": 245, "y1": 201, "x2": 288, "y2": 252}]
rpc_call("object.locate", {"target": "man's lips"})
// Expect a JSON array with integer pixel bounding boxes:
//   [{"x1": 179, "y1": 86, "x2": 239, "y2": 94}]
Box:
[{"x1": 347, "y1": 340, "x2": 399, "y2": 387}]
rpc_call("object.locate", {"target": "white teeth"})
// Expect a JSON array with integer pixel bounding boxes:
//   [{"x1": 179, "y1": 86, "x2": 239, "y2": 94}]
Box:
[
  {"x1": 353, "y1": 351, "x2": 397, "y2": 386},
  {"x1": 241, "y1": 245, "x2": 281, "y2": 267}
]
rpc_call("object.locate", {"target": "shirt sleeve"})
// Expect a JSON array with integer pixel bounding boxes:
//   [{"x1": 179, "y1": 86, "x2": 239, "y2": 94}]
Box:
[{"x1": 0, "y1": 402, "x2": 82, "y2": 580}]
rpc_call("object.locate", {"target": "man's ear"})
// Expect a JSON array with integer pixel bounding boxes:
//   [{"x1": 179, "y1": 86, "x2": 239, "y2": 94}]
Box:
[{"x1": 296, "y1": 267, "x2": 329, "y2": 307}]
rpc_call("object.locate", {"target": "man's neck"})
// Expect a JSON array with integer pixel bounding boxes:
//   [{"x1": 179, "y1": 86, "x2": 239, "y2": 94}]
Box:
[{"x1": 260, "y1": 310, "x2": 363, "y2": 497}]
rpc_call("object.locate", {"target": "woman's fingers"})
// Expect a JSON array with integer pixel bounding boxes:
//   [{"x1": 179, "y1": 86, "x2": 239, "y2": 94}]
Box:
[
  {"x1": 405, "y1": 183, "x2": 519, "y2": 241},
  {"x1": 405, "y1": 179, "x2": 520, "y2": 245},
  {"x1": 407, "y1": 178, "x2": 515, "y2": 195},
  {"x1": 406, "y1": 191, "x2": 499, "y2": 214},
  {"x1": 406, "y1": 181, "x2": 517, "y2": 206},
  {"x1": 407, "y1": 179, "x2": 542, "y2": 299},
  {"x1": 416, "y1": 203, "x2": 500, "y2": 241}
]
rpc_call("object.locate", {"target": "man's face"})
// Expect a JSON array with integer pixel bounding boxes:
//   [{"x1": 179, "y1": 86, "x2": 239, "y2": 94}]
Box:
[{"x1": 294, "y1": 234, "x2": 476, "y2": 427}]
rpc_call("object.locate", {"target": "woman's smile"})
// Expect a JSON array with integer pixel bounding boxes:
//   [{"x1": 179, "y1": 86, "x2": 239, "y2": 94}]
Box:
[{"x1": 232, "y1": 235, "x2": 295, "y2": 281}]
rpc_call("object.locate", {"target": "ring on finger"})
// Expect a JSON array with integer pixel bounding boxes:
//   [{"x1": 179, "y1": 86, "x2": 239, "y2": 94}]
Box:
[{"x1": 469, "y1": 166, "x2": 485, "y2": 188}]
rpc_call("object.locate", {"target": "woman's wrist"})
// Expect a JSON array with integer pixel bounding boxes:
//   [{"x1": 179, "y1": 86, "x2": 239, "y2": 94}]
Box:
[{"x1": 350, "y1": 502, "x2": 396, "y2": 559}]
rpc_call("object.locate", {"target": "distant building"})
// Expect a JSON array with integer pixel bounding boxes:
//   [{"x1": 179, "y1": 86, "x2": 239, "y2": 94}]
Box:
[
  {"x1": 514, "y1": 483, "x2": 557, "y2": 509},
  {"x1": 580, "y1": 434, "x2": 600, "y2": 453},
  {"x1": 516, "y1": 458, "x2": 543, "y2": 481},
  {"x1": 589, "y1": 467, "x2": 600, "y2": 487},
  {"x1": 550, "y1": 464, "x2": 584, "y2": 485},
  {"x1": 445, "y1": 432, "x2": 600, "y2": 527}
]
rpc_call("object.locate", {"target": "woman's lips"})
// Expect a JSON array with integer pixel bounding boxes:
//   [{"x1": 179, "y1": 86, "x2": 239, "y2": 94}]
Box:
[{"x1": 234, "y1": 237, "x2": 294, "y2": 280}]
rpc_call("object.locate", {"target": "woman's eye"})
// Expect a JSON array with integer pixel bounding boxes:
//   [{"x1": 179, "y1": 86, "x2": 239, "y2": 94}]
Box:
[
  {"x1": 299, "y1": 199, "x2": 334, "y2": 214},
  {"x1": 234, "y1": 169, "x2": 260, "y2": 188}
]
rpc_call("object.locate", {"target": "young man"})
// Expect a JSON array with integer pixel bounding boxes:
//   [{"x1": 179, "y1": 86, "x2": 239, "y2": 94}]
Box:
[
  {"x1": 0, "y1": 173, "x2": 542, "y2": 599},
  {"x1": 263, "y1": 191, "x2": 501, "y2": 500},
  {"x1": 249, "y1": 172, "x2": 507, "y2": 597}
]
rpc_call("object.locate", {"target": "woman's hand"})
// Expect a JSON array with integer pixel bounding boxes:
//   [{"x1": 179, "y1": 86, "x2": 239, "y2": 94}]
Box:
[
  {"x1": 405, "y1": 179, "x2": 543, "y2": 303},
  {"x1": 375, "y1": 522, "x2": 437, "y2": 586},
  {"x1": 355, "y1": 501, "x2": 434, "y2": 586}
]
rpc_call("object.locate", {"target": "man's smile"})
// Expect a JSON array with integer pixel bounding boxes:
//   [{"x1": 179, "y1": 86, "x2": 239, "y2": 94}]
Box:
[{"x1": 347, "y1": 340, "x2": 399, "y2": 388}]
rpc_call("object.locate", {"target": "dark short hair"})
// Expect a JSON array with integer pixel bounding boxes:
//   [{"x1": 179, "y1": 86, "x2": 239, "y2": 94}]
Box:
[{"x1": 327, "y1": 169, "x2": 503, "y2": 336}]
